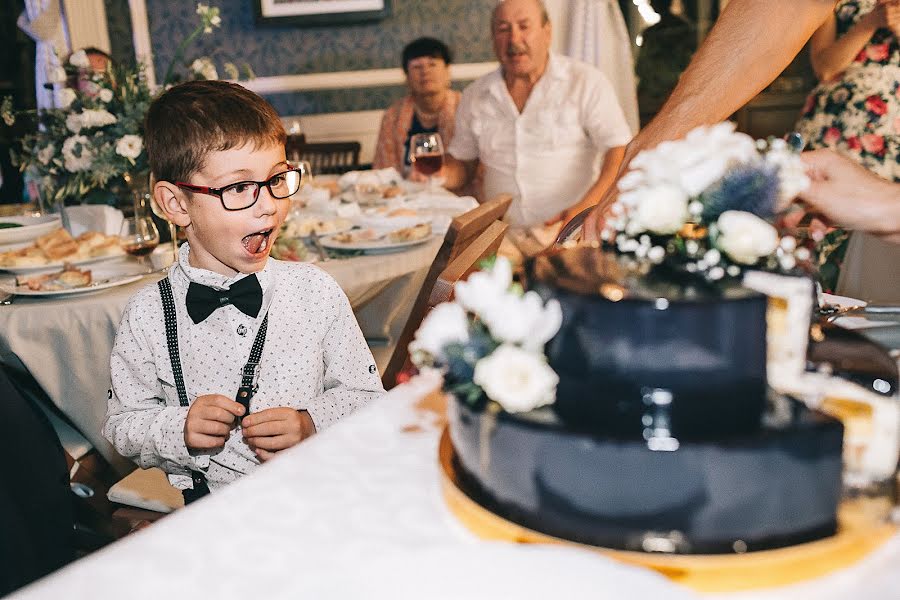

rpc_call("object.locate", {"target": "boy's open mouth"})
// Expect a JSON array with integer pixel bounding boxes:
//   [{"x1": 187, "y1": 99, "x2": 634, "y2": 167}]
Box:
[{"x1": 242, "y1": 229, "x2": 274, "y2": 255}]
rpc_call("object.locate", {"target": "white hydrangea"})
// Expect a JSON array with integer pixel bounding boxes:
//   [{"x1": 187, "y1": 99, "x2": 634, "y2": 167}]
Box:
[
  {"x1": 98, "y1": 88, "x2": 114, "y2": 103},
  {"x1": 453, "y1": 256, "x2": 513, "y2": 316},
  {"x1": 481, "y1": 291, "x2": 562, "y2": 352}
]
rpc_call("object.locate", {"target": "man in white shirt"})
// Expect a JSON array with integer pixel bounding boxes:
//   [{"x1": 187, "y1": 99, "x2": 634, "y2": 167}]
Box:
[{"x1": 443, "y1": 0, "x2": 632, "y2": 235}]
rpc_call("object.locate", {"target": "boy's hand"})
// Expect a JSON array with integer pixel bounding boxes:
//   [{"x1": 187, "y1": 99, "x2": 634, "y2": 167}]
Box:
[
  {"x1": 184, "y1": 394, "x2": 245, "y2": 451},
  {"x1": 241, "y1": 408, "x2": 316, "y2": 462}
]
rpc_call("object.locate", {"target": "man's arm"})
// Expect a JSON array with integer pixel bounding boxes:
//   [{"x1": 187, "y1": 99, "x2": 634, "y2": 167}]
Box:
[
  {"x1": 581, "y1": 0, "x2": 836, "y2": 240},
  {"x1": 546, "y1": 146, "x2": 625, "y2": 226}
]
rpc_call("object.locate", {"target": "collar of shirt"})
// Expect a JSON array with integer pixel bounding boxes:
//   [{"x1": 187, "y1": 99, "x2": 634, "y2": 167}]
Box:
[{"x1": 175, "y1": 242, "x2": 275, "y2": 295}]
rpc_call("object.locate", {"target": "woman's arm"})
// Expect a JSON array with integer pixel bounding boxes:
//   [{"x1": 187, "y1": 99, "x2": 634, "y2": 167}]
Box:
[{"x1": 809, "y1": 5, "x2": 884, "y2": 82}]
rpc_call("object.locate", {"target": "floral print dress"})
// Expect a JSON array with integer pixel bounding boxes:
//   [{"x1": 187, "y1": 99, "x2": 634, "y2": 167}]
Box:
[
  {"x1": 795, "y1": 0, "x2": 900, "y2": 291},
  {"x1": 796, "y1": 0, "x2": 900, "y2": 182}
]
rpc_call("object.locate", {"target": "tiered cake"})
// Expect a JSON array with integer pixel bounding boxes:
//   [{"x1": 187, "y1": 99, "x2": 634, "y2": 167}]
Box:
[{"x1": 447, "y1": 246, "x2": 844, "y2": 554}]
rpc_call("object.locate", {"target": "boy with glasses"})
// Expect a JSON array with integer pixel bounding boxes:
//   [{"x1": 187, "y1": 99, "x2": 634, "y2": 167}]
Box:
[{"x1": 104, "y1": 81, "x2": 383, "y2": 502}]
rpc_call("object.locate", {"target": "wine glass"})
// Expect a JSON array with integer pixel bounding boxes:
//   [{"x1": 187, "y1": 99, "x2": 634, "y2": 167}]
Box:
[
  {"x1": 120, "y1": 214, "x2": 160, "y2": 269},
  {"x1": 409, "y1": 132, "x2": 445, "y2": 191}
]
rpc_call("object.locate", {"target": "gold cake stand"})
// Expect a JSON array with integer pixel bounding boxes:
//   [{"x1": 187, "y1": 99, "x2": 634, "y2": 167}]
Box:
[{"x1": 438, "y1": 429, "x2": 897, "y2": 593}]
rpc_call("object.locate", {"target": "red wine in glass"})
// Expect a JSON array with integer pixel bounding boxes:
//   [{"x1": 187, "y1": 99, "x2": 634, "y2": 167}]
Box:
[
  {"x1": 413, "y1": 153, "x2": 443, "y2": 176},
  {"x1": 123, "y1": 241, "x2": 159, "y2": 257}
]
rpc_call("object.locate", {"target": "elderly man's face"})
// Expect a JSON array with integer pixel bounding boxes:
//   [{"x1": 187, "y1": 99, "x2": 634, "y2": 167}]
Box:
[{"x1": 492, "y1": 0, "x2": 552, "y2": 80}]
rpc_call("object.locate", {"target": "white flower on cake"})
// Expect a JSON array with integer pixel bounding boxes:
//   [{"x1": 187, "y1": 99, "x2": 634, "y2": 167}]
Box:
[
  {"x1": 473, "y1": 344, "x2": 558, "y2": 413},
  {"x1": 482, "y1": 291, "x2": 562, "y2": 352},
  {"x1": 68, "y1": 50, "x2": 90, "y2": 68},
  {"x1": 408, "y1": 257, "x2": 562, "y2": 413},
  {"x1": 715, "y1": 211, "x2": 780, "y2": 265},
  {"x1": 54, "y1": 88, "x2": 76, "y2": 110},
  {"x1": 62, "y1": 135, "x2": 94, "y2": 172},
  {"x1": 453, "y1": 256, "x2": 513, "y2": 315},
  {"x1": 622, "y1": 183, "x2": 689, "y2": 235},
  {"x1": 409, "y1": 302, "x2": 469, "y2": 360},
  {"x1": 606, "y1": 120, "x2": 813, "y2": 279},
  {"x1": 115, "y1": 135, "x2": 144, "y2": 160}
]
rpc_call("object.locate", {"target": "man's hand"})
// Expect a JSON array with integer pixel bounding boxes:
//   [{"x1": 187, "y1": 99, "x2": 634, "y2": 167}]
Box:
[
  {"x1": 184, "y1": 394, "x2": 245, "y2": 451},
  {"x1": 242, "y1": 408, "x2": 316, "y2": 462}
]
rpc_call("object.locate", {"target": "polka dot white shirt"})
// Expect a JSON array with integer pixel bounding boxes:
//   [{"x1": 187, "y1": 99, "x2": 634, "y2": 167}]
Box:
[{"x1": 104, "y1": 244, "x2": 384, "y2": 491}]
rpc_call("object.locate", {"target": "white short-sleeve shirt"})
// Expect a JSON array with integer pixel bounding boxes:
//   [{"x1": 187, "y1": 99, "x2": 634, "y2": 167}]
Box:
[{"x1": 449, "y1": 53, "x2": 633, "y2": 227}]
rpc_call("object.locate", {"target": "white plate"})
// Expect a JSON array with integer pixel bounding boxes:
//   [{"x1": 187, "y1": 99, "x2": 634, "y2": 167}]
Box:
[
  {"x1": 0, "y1": 215, "x2": 62, "y2": 245},
  {"x1": 1, "y1": 263, "x2": 148, "y2": 297},
  {"x1": 320, "y1": 232, "x2": 433, "y2": 254},
  {"x1": 0, "y1": 252, "x2": 127, "y2": 274}
]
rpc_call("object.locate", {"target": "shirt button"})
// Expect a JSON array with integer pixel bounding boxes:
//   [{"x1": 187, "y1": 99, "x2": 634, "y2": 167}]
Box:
[{"x1": 237, "y1": 324, "x2": 248, "y2": 337}]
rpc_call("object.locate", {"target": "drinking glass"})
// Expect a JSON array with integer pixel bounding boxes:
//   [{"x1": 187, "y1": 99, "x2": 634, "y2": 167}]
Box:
[
  {"x1": 120, "y1": 214, "x2": 160, "y2": 269},
  {"x1": 409, "y1": 132, "x2": 445, "y2": 191}
]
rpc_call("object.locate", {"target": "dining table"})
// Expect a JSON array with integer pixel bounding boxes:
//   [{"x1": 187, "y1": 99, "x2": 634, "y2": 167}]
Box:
[
  {"x1": 0, "y1": 235, "x2": 443, "y2": 472},
  {"x1": 7, "y1": 371, "x2": 899, "y2": 600}
]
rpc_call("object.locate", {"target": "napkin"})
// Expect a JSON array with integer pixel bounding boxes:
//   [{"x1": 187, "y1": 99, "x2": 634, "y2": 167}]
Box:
[
  {"x1": 338, "y1": 167, "x2": 403, "y2": 189},
  {"x1": 65, "y1": 205, "x2": 125, "y2": 237}
]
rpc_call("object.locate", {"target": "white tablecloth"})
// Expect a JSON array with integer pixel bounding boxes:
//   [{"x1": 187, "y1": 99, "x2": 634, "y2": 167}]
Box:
[
  {"x1": 10, "y1": 373, "x2": 899, "y2": 599},
  {"x1": 0, "y1": 238, "x2": 441, "y2": 470}
]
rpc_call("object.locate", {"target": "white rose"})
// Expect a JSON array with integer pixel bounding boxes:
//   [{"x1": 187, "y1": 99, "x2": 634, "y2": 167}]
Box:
[
  {"x1": 69, "y1": 50, "x2": 90, "y2": 68},
  {"x1": 61, "y1": 135, "x2": 94, "y2": 172},
  {"x1": 473, "y1": 344, "x2": 558, "y2": 413},
  {"x1": 98, "y1": 88, "x2": 114, "y2": 103},
  {"x1": 115, "y1": 135, "x2": 143, "y2": 160},
  {"x1": 409, "y1": 302, "x2": 469, "y2": 361},
  {"x1": 53, "y1": 87, "x2": 76, "y2": 109},
  {"x1": 453, "y1": 256, "x2": 513, "y2": 316},
  {"x1": 630, "y1": 184, "x2": 689, "y2": 235},
  {"x1": 481, "y1": 291, "x2": 562, "y2": 351},
  {"x1": 716, "y1": 210, "x2": 779, "y2": 265}
]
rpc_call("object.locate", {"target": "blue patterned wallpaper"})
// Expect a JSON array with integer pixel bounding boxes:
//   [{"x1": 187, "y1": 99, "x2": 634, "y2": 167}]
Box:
[{"x1": 138, "y1": 0, "x2": 495, "y2": 115}]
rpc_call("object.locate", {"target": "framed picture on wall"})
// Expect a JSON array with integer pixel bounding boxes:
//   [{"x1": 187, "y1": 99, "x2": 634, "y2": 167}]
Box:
[{"x1": 255, "y1": 0, "x2": 391, "y2": 27}]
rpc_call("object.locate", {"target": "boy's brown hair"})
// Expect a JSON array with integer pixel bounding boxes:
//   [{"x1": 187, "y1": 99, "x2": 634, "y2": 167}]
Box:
[{"x1": 145, "y1": 80, "x2": 286, "y2": 183}]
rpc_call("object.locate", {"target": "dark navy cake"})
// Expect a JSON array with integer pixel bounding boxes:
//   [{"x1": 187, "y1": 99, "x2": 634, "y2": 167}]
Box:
[{"x1": 447, "y1": 246, "x2": 844, "y2": 554}]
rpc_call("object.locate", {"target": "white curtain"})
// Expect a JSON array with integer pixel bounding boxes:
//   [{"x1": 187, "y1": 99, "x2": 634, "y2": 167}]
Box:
[
  {"x1": 566, "y1": 0, "x2": 640, "y2": 134},
  {"x1": 18, "y1": 0, "x2": 70, "y2": 110}
]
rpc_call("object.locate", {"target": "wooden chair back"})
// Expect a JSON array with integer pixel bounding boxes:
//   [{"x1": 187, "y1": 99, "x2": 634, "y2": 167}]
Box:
[
  {"x1": 381, "y1": 196, "x2": 511, "y2": 390},
  {"x1": 296, "y1": 141, "x2": 362, "y2": 175},
  {"x1": 428, "y1": 220, "x2": 509, "y2": 308}
]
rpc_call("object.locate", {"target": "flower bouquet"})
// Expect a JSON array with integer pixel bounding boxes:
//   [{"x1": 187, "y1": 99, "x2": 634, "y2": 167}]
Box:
[
  {"x1": 410, "y1": 256, "x2": 563, "y2": 414},
  {"x1": 0, "y1": 3, "x2": 230, "y2": 207},
  {"x1": 601, "y1": 122, "x2": 813, "y2": 280}
]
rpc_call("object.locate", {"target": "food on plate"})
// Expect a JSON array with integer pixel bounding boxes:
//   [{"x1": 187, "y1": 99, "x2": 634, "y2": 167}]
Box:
[
  {"x1": 282, "y1": 216, "x2": 352, "y2": 238},
  {"x1": 0, "y1": 228, "x2": 123, "y2": 267},
  {"x1": 0, "y1": 222, "x2": 23, "y2": 229},
  {"x1": 382, "y1": 185, "x2": 403, "y2": 199},
  {"x1": 313, "y1": 179, "x2": 341, "y2": 198},
  {"x1": 388, "y1": 222, "x2": 431, "y2": 243},
  {"x1": 270, "y1": 235, "x2": 310, "y2": 262},
  {"x1": 387, "y1": 208, "x2": 418, "y2": 218},
  {"x1": 331, "y1": 228, "x2": 381, "y2": 244},
  {"x1": 16, "y1": 264, "x2": 92, "y2": 291}
]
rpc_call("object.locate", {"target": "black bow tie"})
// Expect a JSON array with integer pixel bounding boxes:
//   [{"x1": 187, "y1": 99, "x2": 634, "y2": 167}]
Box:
[{"x1": 185, "y1": 275, "x2": 263, "y2": 324}]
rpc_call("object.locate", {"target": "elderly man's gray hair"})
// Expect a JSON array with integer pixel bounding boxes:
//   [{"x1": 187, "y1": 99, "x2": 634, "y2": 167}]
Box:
[{"x1": 492, "y1": 0, "x2": 551, "y2": 26}]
